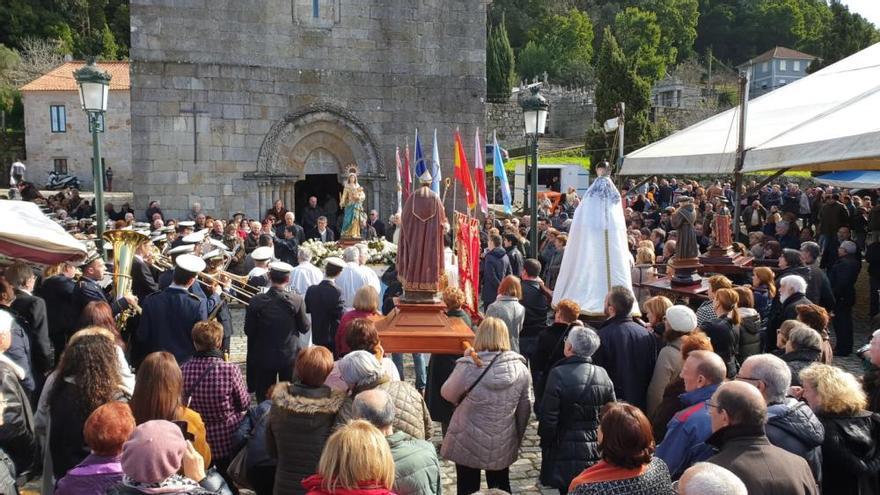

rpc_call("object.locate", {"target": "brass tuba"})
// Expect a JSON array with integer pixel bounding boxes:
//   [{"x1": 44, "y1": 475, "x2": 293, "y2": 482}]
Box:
[{"x1": 103, "y1": 229, "x2": 149, "y2": 332}]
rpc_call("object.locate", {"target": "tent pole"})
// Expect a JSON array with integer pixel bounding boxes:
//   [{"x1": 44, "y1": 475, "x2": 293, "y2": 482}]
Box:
[{"x1": 732, "y1": 72, "x2": 751, "y2": 242}]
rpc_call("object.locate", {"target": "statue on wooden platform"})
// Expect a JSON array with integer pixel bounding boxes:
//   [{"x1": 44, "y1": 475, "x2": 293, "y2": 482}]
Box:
[{"x1": 397, "y1": 170, "x2": 448, "y2": 302}]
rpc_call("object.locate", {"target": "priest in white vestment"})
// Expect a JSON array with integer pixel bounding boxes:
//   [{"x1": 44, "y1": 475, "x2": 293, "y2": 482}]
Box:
[{"x1": 551, "y1": 171, "x2": 636, "y2": 316}]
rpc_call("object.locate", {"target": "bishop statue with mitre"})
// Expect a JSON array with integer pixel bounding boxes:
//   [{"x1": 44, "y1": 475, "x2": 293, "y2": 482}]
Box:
[{"x1": 397, "y1": 169, "x2": 448, "y2": 303}]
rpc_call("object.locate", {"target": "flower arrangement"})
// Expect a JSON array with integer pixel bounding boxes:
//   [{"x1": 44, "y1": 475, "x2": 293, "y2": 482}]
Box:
[{"x1": 298, "y1": 238, "x2": 397, "y2": 267}]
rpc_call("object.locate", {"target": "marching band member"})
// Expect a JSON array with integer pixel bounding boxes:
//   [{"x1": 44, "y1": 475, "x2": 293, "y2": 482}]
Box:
[
  {"x1": 73, "y1": 253, "x2": 137, "y2": 317},
  {"x1": 135, "y1": 254, "x2": 208, "y2": 365},
  {"x1": 170, "y1": 221, "x2": 196, "y2": 248},
  {"x1": 202, "y1": 249, "x2": 233, "y2": 354},
  {"x1": 244, "y1": 261, "x2": 309, "y2": 401},
  {"x1": 247, "y1": 246, "x2": 273, "y2": 291}
]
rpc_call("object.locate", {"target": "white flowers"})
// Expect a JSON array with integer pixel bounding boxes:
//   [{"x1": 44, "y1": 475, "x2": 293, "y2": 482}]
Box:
[{"x1": 299, "y1": 238, "x2": 397, "y2": 267}]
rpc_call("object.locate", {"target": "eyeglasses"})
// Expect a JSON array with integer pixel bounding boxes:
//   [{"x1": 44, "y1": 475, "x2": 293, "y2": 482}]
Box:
[
  {"x1": 671, "y1": 480, "x2": 681, "y2": 494},
  {"x1": 735, "y1": 375, "x2": 762, "y2": 383},
  {"x1": 706, "y1": 401, "x2": 721, "y2": 410}
]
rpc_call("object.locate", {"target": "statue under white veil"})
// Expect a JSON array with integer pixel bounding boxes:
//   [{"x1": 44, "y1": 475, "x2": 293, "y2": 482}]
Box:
[{"x1": 551, "y1": 170, "x2": 636, "y2": 316}]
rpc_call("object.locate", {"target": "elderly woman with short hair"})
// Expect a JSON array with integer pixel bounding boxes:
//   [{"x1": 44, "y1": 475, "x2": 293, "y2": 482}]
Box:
[
  {"x1": 180, "y1": 320, "x2": 250, "y2": 468},
  {"x1": 783, "y1": 326, "x2": 823, "y2": 387},
  {"x1": 538, "y1": 326, "x2": 616, "y2": 494}
]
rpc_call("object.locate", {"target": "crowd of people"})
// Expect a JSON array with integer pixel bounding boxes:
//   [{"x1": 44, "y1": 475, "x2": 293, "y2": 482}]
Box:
[{"x1": 1, "y1": 176, "x2": 880, "y2": 494}]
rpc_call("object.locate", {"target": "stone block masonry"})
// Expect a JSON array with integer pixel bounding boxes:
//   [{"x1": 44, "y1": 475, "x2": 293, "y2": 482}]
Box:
[{"x1": 130, "y1": 0, "x2": 487, "y2": 221}]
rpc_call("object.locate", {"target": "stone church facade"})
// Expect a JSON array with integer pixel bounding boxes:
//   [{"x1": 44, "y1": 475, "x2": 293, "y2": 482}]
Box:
[{"x1": 130, "y1": 0, "x2": 486, "y2": 222}]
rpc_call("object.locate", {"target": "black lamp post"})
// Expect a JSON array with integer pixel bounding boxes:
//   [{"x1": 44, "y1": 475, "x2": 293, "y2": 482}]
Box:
[
  {"x1": 73, "y1": 58, "x2": 111, "y2": 255},
  {"x1": 520, "y1": 86, "x2": 549, "y2": 258}
]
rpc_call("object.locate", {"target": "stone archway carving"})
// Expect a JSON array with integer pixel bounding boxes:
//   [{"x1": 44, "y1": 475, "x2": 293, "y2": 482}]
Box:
[{"x1": 245, "y1": 103, "x2": 384, "y2": 216}]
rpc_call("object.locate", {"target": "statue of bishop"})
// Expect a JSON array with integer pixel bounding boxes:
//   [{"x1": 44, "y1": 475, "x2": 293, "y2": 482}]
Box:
[{"x1": 397, "y1": 170, "x2": 448, "y2": 303}]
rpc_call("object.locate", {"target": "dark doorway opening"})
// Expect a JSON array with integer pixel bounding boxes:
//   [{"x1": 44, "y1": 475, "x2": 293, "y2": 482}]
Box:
[{"x1": 294, "y1": 174, "x2": 343, "y2": 235}]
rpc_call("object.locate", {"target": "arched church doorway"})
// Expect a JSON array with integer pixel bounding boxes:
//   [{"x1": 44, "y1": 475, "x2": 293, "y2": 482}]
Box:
[{"x1": 245, "y1": 104, "x2": 385, "y2": 223}]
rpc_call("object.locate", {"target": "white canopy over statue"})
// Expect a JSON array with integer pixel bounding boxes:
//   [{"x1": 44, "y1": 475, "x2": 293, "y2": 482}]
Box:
[{"x1": 551, "y1": 175, "x2": 636, "y2": 316}]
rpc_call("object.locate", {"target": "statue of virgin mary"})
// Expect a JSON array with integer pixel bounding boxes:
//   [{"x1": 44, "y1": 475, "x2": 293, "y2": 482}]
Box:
[
  {"x1": 340, "y1": 166, "x2": 366, "y2": 239},
  {"x1": 551, "y1": 169, "x2": 636, "y2": 316}
]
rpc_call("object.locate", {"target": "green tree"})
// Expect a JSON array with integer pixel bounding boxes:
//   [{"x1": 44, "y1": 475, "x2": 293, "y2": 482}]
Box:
[
  {"x1": 614, "y1": 7, "x2": 667, "y2": 82},
  {"x1": 487, "y1": 0, "x2": 551, "y2": 51},
  {"x1": 487, "y1": 15, "x2": 517, "y2": 102},
  {"x1": 518, "y1": 8, "x2": 594, "y2": 86},
  {"x1": 646, "y1": 0, "x2": 700, "y2": 63},
  {"x1": 810, "y1": 0, "x2": 879, "y2": 71},
  {"x1": 587, "y1": 27, "x2": 654, "y2": 167}
]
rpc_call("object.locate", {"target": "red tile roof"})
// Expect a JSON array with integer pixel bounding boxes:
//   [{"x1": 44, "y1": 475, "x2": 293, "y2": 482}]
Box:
[
  {"x1": 738, "y1": 47, "x2": 817, "y2": 68},
  {"x1": 19, "y1": 61, "x2": 130, "y2": 92}
]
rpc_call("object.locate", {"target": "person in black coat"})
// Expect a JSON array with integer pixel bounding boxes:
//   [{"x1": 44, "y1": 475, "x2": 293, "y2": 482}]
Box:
[
  {"x1": 503, "y1": 233, "x2": 524, "y2": 281},
  {"x1": 539, "y1": 326, "x2": 616, "y2": 494},
  {"x1": 304, "y1": 259, "x2": 344, "y2": 356},
  {"x1": 245, "y1": 263, "x2": 310, "y2": 402},
  {"x1": 828, "y1": 240, "x2": 862, "y2": 356},
  {"x1": 73, "y1": 257, "x2": 135, "y2": 317},
  {"x1": 34, "y1": 263, "x2": 78, "y2": 363},
  {"x1": 698, "y1": 288, "x2": 741, "y2": 378},
  {"x1": 367, "y1": 210, "x2": 386, "y2": 239},
  {"x1": 135, "y1": 257, "x2": 208, "y2": 365},
  {"x1": 5, "y1": 263, "x2": 53, "y2": 379},
  {"x1": 301, "y1": 196, "x2": 324, "y2": 234},
  {"x1": 308, "y1": 216, "x2": 336, "y2": 242},
  {"x1": 766, "y1": 273, "x2": 812, "y2": 353},
  {"x1": 0, "y1": 312, "x2": 37, "y2": 477},
  {"x1": 131, "y1": 242, "x2": 160, "y2": 301},
  {"x1": 481, "y1": 235, "x2": 511, "y2": 309},
  {"x1": 0, "y1": 301, "x2": 34, "y2": 397},
  {"x1": 593, "y1": 286, "x2": 658, "y2": 412},
  {"x1": 532, "y1": 300, "x2": 584, "y2": 415},
  {"x1": 519, "y1": 259, "x2": 551, "y2": 362},
  {"x1": 866, "y1": 234, "x2": 880, "y2": 318},
  {"x1": 274, "y1": 226, "x2": 300, "y2": 266}
]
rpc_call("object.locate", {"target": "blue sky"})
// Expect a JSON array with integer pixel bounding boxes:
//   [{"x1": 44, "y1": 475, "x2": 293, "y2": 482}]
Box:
[{"x1": 843, "y1": 0, "x2": 880, "y2": 28}]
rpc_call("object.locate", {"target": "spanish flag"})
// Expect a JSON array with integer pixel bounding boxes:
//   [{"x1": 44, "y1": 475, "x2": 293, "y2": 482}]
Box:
[{"x1": 453, "y1": 130, "x2": 477, "y2": 211}]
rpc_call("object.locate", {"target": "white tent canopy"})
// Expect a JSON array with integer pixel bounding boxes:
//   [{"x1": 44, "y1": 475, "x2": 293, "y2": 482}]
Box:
[
  {"x1": 620, "y1": 42, "x2": 880, "y2": 175},
  {"x1": 0, "y1": 200, "x2": 88, "y2": 265},
  {"x1": 815, "y1": 171, "x2": 880, "y2": 189}
]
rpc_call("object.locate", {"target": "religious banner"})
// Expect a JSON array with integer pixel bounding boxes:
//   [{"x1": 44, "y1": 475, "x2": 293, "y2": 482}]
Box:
[{"x1": 455, "y1": 212, "x2": 481, "y2": 319}]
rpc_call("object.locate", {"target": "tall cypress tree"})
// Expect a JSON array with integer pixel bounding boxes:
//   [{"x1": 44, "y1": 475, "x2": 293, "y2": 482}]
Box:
[{"x1": 487, "y1": 15, "x2": 516, "y2": 103}]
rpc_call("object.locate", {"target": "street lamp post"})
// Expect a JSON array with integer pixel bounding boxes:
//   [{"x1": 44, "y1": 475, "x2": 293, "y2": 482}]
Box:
[
  {"x1": 520, "y1": 86, "x2": 549, "y2": 258},
  {"x1": 74, "y1": 59, "x2": 112, "y2": 256}
]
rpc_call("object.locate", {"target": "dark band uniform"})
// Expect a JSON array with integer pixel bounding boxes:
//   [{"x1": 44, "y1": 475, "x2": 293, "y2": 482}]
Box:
[
  {"x1": 136, "y1": 255, "x2": 208, "y2": 365},
  {"x1": 244, "y1": 262, "x2": 309, "y2": 401},
  {"x1": 35, "y1": 274, "x2": 77, "y2": 363},
  {"x1": 73, "y1": 275, "x2": 131, "y2": 316}
]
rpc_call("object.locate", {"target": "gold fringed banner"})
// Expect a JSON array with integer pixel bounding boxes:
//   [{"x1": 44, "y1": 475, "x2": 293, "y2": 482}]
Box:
[{"x1": 455, "y1": 212, "x2": 481, "y2": 322}]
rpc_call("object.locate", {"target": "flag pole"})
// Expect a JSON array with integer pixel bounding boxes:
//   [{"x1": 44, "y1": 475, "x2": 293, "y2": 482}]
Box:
[{"x1": 452, "y1": 129, "x2": 459, "y2": 256}]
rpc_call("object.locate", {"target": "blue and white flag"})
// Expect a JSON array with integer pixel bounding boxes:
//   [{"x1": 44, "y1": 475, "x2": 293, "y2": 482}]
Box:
[
  {"x1": 431, "y1": 128, "x2": 442, "y2": 195},
  {"x1": 493, "y1": 131, "x2": 512, "y2": 214},
  {"x1": 414, "y1": 129, "x2": 428, "y2": 181}
]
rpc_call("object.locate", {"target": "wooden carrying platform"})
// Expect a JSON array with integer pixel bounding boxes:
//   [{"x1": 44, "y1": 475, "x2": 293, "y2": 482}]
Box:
[{"x1": 376, "y1": 299, "x2": 474, "y2": 354}]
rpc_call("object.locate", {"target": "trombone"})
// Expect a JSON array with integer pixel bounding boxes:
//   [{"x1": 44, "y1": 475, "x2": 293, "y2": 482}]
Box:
[{"x1": 146, "y1": 248, "x2": 255, "y2": 304}]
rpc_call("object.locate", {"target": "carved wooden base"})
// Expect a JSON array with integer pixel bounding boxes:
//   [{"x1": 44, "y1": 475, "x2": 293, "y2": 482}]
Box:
[
  {"x1": 337, "y1": 237, "x2": 362, "y2": 247},
  {"x1": 671, "y1": 256, "x2": 703, "y2": 287},
  {"x1": 699, "y1": 255, "x2": 754, "y2": 276},
  {"x1": 376, "y1": 299, "x2": 474, "y2": 354}
]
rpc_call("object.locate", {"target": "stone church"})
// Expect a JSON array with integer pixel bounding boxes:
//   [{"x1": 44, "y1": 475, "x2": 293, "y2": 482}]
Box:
[{"x1": 130, "y1": 0, "x2": 486, "y2": 222}]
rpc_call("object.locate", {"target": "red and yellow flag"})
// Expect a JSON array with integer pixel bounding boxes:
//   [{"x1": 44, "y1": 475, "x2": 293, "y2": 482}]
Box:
[{"x1": 453, "y1": 130, "x2": 477, "y2": 211}]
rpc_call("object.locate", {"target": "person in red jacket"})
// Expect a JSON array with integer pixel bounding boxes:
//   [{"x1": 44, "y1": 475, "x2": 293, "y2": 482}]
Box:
[{"x1": 302, "y1": 419, "x2": 397, "y2": 495}]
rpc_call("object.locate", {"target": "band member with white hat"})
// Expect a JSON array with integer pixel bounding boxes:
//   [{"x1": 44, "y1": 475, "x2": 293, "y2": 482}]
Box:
[
  {"x1": 135, "y1": 254, "x2": 208, "y2": 365},
  {"x1": 247, "y1": 246, "x2": 274, "y2": 290},
  {"x1": 170, "y1": 221, "x2": 196, "y2": 249},
  {"x1": 244, "y1": 261, "x2": 309, "y2": 401}
]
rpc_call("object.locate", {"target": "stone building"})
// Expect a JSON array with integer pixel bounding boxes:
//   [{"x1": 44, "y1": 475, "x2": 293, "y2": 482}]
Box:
[
  {"x1": 737, "y1": 46, "x2": 816, "y2": 98},
  {"x1": 130, "y1": 0, "x2": 486, "y2": 223},
  {"x1": 19, "y1": 61, "x2": 131, "y2": 191}
]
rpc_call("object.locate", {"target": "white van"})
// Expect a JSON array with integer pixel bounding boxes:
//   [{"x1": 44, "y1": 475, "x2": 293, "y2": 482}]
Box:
[{"x1": 512, "y1": 163, "x2": 590, "y2": 205}]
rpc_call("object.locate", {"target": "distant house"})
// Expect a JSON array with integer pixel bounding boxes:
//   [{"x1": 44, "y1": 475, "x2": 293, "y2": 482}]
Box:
[
  {"x1": 737, "y1": 47, "x2": 817, "y2": 98},
  {"x1": 19, "y1": 61, "x2": 131, "y2": 190},
  {"x1": 651, "y1": 74, "x2": 704, "y2": 109}
]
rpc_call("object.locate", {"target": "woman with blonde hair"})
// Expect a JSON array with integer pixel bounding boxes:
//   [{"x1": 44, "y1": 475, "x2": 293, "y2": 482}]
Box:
[
  {"x1": 335, "y1": 286, "x2": 381, "y2": 357},
  {"x1": 698, "y1": 287, "x2": 740, "y2": 378},
  {"x1": 643, "y1": 296, "x2": 672, "y2": 340},
  {"x1": 302, "y1": 419, "x2": 396, "y2": 494},
  {"x1": 800, "y1": 364, "x2": 880, "y2": 494},
  {"x1": 632, "y1": 247, "x2": 657, "y2": 308},
  {"x1": 486, "y1": 275, "x2": 526, "y2": 353},
  {"x1": 441, "y1": 317, "x2": 532, "y2": 494}
]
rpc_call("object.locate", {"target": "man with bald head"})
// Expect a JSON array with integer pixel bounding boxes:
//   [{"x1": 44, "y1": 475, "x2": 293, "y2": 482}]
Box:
[
  {"x1": 705, "y1": 381, "x2": 818, "y2": 495},
  {"x1": 656, "y1": 350, "x2": 726, "y2": 479},
  {"x1": 678, "y1": 463, "x2": 746, "y2": 495},
  {"x1": 353, "y1": 389, "x2": 440, "y2": 495}
]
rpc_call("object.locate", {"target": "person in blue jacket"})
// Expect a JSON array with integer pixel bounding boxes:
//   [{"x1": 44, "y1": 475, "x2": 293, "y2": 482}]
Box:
[{"x1": 656, "y1": 350, "x2": 727, "y2": 479}]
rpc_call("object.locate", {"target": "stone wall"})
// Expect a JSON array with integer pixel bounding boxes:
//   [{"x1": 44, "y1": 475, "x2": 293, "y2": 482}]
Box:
[
  {"x1": 486, "y1": 85, "x2": 595, "y2": 149},
  {"x1": 130, "y1": 0, "x2": 486, "y2": 221},
  {"x1": 22, "y1": 90, "x2": 131, "y2": 190}
]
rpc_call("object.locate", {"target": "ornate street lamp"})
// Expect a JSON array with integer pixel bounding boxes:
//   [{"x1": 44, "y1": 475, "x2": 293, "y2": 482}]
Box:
[
  {"x1": 520, "y1": 85, "x2": 549, "y2": 258},
  {"x1": 74, "y1": 58, "x2": 111, "y2": 255}
]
